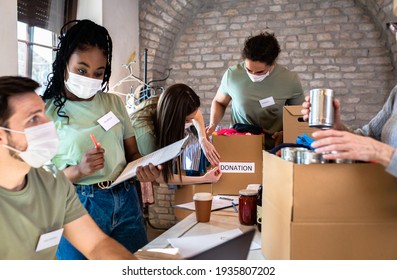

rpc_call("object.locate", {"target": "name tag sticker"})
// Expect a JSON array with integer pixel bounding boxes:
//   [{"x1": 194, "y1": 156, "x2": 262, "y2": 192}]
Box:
[
  {"x1": 36, "y1": 228, "x2": 64, "y2": 252},
  {"x1": 97, "y1": 111, "x2": 120, "y2": 131},
  {"x1": 259, "y1": 96, "x2": 275, "y2": 108},
  {"x1": 219, "y1": 162, "x2": 255, "y2": 173}
]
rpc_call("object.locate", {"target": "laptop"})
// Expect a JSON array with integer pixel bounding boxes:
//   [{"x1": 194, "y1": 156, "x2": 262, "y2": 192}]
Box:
[{"x1": 186, "y1": 228, "x2": 256, "y2": 260}]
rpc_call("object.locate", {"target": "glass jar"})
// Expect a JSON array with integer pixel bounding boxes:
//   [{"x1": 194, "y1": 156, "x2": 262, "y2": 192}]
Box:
[{"x1": 238, "y1": 189, "x2": 258, "y2": 226}]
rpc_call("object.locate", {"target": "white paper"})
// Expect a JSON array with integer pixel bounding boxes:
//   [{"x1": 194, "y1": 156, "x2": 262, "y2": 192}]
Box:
[
  {"x1": 36, "y1": 228, "x2": 64, "y2": 252},
  {"x1": 219, "y1": 162, "x2": 255, "y2": 173},
  {"x1": 97, "y1": 111, "x2": 120, "y2": 131},
  {"x1": 174, "y1": 195, "x2": 239, "y2": 211},
  {"x1": 110, "y1": 136, "x2": 189, "y2": 187},
  {"x1": 259, "y1": 96, "x2": 275, "y2": 108}
]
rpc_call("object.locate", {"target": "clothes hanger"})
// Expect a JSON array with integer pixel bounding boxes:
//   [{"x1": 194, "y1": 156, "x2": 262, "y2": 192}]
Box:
[{"x1": 110, "y1": 61, "x2": 150, "y2": 93}]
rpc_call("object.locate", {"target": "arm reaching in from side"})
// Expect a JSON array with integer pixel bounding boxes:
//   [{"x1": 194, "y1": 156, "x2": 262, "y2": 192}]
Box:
[{"x1": 311, "y1": 129, "x2": 395, "y2": 167}]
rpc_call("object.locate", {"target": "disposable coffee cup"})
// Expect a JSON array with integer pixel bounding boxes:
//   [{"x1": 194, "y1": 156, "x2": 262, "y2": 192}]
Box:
[{"x1": 193, "y1": 192, "x2": 213, "y2": 222}]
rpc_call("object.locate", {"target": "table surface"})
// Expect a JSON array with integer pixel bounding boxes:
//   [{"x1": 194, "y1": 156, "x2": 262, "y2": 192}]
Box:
[{"x1": 140, "y1": 208, "x2": 265, "y2": 260}]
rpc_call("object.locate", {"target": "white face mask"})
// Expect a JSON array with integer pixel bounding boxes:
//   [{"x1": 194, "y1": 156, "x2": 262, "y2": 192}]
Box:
[
  {"x1": 246, "y1": 70, "x2": 270, "y2": 83},
  {"x1": 185, "y1": 122, "x2": 193, "y2": 129},
  {"x1": 1, "y1": 122, "x2": 59, "y2": 168},
  {"x1": 64, "y1": 71, "x2": 103, "y2": 99}
]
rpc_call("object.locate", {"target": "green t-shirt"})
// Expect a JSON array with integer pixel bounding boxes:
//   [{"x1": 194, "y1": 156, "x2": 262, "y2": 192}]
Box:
[
  {"x1": 130, "y1": 98, "x2": 157, "y2": 156},
  {"x1": 46, "y1": 93, "x2": 135, "y2": 184},
  {"x1": 0, "y1": 167, "x2": 87, "y2": 259},
  {"x1": 219, "y1": 62, "x2": 305, "y2": 149}
]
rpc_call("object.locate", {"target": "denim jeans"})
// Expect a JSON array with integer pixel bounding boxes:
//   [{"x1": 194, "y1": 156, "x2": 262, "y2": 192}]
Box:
[{"x1": 56, "y1": 180, "x2": 148, "y2": 260}]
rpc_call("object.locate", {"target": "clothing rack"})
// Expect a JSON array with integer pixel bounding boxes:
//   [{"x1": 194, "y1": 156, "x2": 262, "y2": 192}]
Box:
[{"x1": 110, "y1": 49, "x2": 172, "y2": 113}]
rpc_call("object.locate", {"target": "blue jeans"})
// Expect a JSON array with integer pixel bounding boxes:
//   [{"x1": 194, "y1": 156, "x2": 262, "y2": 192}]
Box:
[{"x1": 56, "y1": 180, "x2": 148, "y2": 260}]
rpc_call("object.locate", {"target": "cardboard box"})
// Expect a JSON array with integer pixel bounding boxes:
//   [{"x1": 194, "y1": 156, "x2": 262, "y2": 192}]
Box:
[
  {"x1": 174, "y1": 183, "x2": 212, "y2": 221},
  {"x1": 212, "y1": 134, "x2": 264, "y2": 195},
  {"x1": 261, "y1": 151, "x2": 397, "y2": 260},
  {"x1": 283, "y1": 105, "x2": 319, "y2": 143}
]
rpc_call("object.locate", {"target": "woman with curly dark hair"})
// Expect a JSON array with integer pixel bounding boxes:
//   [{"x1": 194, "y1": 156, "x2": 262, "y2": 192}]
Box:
[{"x1": 43, "y1": 19, "x2": 160, "y2": 260}]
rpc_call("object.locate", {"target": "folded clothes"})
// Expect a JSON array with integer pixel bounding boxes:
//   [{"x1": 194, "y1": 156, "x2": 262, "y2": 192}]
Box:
[
  {"x1": 213, "y1": 128, "x2": 250, "y2": 136},
  {"x1": 232, "y1": 123, "x2": 264, "y2": 135}
]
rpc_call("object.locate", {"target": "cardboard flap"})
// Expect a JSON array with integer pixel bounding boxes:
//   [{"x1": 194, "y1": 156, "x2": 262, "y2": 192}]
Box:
[
  {"x1": 284, "y1": 105, "x2": 304, "y2": 116},
  {"x1": 262, "y1": 151, "x2": 294, "y2": 259}
]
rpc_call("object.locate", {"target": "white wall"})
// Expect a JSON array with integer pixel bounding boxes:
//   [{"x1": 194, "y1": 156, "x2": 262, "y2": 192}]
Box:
[
  {"x1": 76, "y1": 0, "x2": 140, "y2": 100},
  {"x1": 76, "y1": 0, "x2": 103, "y2": 25},
  {"x1": 1, "y1": 0, "x2": 139, "y2": 92},
  {"x1": 0, "y1": 0, "x2": 18, "y2": 75},
  {"x1": 103, "y1": 0, "x2": 140, "y2": 98}
]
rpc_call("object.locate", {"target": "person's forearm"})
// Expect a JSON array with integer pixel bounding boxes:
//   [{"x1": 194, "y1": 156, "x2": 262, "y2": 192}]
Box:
[
  {"x1": 209, "y1": 100, "x2": 226, "y2": 129},
  {"x1": 63, "y1": 165, "x2": 84, "y2": 184},
  {"x1": 192, "y1": 110, "x2": 207, "y2": 141},
  {"x1": 374, "y1": 141, "x2": 395, "y2": 168},
  {"x1": 156, "y1": 173, "x2": 209, "y2": 185},
  {"x1": 88, "y1": 237, "x2": 137, "y2": 260}
]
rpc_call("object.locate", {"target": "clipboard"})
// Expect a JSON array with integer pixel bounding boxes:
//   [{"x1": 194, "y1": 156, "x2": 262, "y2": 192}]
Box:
[{"x1": 109, "y1": 135, "x2": 190, "y2": 188}]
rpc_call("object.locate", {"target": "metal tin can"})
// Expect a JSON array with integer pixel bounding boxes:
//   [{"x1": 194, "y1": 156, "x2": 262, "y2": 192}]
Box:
[
  {"x1": 281, "y1": 147, "x2": 308, "y2": 163},
  {"x1": 301, "y1": 150, "x2": 327, "y2": 164},
  {"x1": 309, "y1": 88, "x2": 334, "y2": 128}
]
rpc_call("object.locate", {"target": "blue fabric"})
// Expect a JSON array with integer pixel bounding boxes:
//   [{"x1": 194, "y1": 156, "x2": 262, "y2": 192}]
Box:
[
  {"x1": 56, "y1": 180, "x2": 147, "y2": 260},
  {"x1": 295, "y1": 133, "x2": 315, "y2": 150}
]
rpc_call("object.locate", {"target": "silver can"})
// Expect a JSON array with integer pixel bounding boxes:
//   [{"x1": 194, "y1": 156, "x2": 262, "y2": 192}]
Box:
[
  {"x1": 309, "y1": 88, "x2": 334, "y2": 128},
  {"x1": 281, "y1": 147, "x2": 308, "y2": 163},
  {"x1": 301, "y1": 150, "x2": 327, "y2": 164}
]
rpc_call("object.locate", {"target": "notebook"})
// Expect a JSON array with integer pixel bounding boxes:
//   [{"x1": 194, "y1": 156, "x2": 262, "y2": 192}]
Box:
[
  {"x1": 110, "y1": 135, "x2": 189, "y2": 188},
  {"x1": 186, "y1": 228, "x2": 255, "y2": 260}
]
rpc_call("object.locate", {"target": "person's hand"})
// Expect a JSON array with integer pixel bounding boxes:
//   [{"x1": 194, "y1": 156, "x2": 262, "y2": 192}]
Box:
[
  {"x1": 301, "y1": 96, "x2": 344, "y2": 130},
  {"x1": 272, "y1": 131, "x2": 283, "y2": 147},
  {"x1": 202, "y1": 166, "x2": 222, "y2": 183},
  {"x1": 332, "y1": 98, "x2": 345, "y2": 130},
  {"x1": 311, "y1": 129, "x2": 394, "y2": 166},
  {"x1": 78, "y1": 147, "x2": 105, "y2": 176},
  {"x1": 301, "y1": 95, "x2": 311, "y2": 121},
  {"x1": 199, "y1": 137, "x2": 220, "y2": 165},
  {"x1": 136, "y1": 163, "x2": 162, "y2": 183},
  {"x1": 205, "y1": 123, "x2": 217, "y2": 137}
]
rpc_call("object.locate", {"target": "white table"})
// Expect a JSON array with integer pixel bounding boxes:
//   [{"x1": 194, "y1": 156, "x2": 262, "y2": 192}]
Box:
[{"x1": 140, "y1": 208, "x2": 265, "y2": 260}]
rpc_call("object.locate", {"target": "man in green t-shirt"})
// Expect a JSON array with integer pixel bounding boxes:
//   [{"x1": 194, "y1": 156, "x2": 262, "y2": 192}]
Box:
[
  {"x1": 0, "y1": 76, "x2": 160, "y2": 260},
  {"x1": 207, "y1": 32, "x2": 305, "y2": 150}
]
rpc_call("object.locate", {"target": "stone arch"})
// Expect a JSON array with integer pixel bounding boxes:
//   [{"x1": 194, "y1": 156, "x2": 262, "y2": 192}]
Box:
[{"x1": 139, "y1": 0, "x2": 209, "y2": 84}]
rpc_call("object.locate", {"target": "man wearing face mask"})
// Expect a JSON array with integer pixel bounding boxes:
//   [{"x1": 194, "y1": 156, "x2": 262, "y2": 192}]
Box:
[
  {"x1": 206, "y1": 32, "x2": 304, "y2": 150},
  {"x1": 0, "y1": 76, "x2": 142, "y2": 259}
]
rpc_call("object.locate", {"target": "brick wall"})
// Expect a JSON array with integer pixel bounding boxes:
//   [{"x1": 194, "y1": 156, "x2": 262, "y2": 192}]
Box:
[{"x1": 140, "y1": 0, "x2": 397, "y2": 228}]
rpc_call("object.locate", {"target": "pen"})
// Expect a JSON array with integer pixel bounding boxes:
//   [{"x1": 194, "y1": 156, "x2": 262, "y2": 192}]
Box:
[
  {"x1": 231, "y1": 202, "x2": 238, "y2": 213},
  {"x1": 90, "y1": 133, "x2": 100, "y2": 148},
  {"x1": 219, "y1": 196, "x2": 234, "y2": 201}
]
